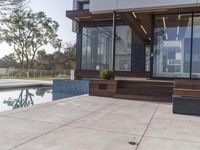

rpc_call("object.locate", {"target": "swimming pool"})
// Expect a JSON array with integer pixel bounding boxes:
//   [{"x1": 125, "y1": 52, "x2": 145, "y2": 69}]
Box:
[{"x1": 0, "y1": 86, "x2": 86, "y2": 112}]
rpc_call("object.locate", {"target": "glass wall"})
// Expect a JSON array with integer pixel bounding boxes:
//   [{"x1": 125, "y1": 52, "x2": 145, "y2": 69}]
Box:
[
  {"x1": 115, "y1": 26, "x2": 132, "y2": 71},
  {"x1": 192, "y1": 13, "x2": 200, "y2": 78},
  {"x1": 81, "y1": 25, "x2": 132, "y2": 71},
  {"x1": 153, "y1": 14, "x2": 192, "y2": 78},
  {"x1": 81, "y1": 26, "x2": 113, "y2": 70}
]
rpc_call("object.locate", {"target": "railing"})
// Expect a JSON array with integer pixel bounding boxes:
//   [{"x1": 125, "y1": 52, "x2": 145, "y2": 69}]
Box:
[{"x1": 0, "y1": 68, "x2": 71, "y2": 80}]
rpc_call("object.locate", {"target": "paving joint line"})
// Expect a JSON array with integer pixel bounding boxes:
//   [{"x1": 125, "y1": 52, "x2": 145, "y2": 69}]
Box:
[
  {"x1": 145, "y1": 135, "x2": 200, "y2": 144},
  {"x1": 135, "y1": 104, "x2": 159, "y2": 150},
  {"x1": 68, "y1": 125, "x2": 140, "y2": 136},
  {"x1": 9, "y1": 100, "x2": 117, "y2": 150}
]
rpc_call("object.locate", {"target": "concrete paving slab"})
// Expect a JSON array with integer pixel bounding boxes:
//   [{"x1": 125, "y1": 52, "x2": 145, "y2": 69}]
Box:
[
  {"x1": 9, "y1": 104, "x2": 93, "y2": 124},
  {"x1": 99, "y1": 100, "x2": 158, "y2": 118},
  {"x1": 155, "y1": 104, "x2": 200, "y2": 123},
  {"x1": 73, "y1": 96, "x2": 118, "y2": 104},
  {"x1": 137, "y1": 137, "x2": 200, "y2": 150},
  {"x1": 12, "y1": 126, "x2": 141, "y2": 150},
  {"x1": 0, "y1": 95, "x2": 200, "y2": 150},
  {"x1": 70, "y1": 111, "x2": 150, "y2": 135},
  {"x1": 146, "y1": 117, "x2": 200, "y2": 143},
  {"x1": 0, "y1": 116, "x2": 61, "y2": 150}
]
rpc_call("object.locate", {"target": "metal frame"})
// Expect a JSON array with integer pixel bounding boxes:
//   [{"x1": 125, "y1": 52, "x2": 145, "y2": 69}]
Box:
[{"x1": 112, "y1": 11, "x2": 117, "y2": 79}]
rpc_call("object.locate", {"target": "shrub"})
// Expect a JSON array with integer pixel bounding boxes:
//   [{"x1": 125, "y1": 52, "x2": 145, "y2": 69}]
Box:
[{"x1": 100, "y1": 69, "x2": 113, "y2": 80}]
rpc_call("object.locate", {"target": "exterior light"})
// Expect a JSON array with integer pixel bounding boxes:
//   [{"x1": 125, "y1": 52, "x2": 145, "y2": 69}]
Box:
[
  {"x1": 165, "y1": 33, "x2": 168, "y2": 40},
  {"x1": 162, "y1": 17, "x2": 166, "y2": 29},
  {"x1": 132, "y1": 12, "x2": 137, "y2": 19},
  {"x1": 177, "y1": 25, "x2": 179, "y2": 35},
  {"x1": 140, "y1": 25, "x2": 147, "y2": 35}
]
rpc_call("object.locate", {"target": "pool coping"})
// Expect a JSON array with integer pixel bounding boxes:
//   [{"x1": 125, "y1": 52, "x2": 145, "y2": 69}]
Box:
[
  {"x1": 0, "y1": 94, "x2": 89, "y2": 115},
  {"x1": 0, "y1": 83, "x2": 52, "y2": 89}
]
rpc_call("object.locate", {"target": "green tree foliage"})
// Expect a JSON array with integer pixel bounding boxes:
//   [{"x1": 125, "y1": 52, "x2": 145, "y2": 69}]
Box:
[
  {"x1": 0, "y1": 53, "x2": 20, "y2": 68},
  {"x1": 35, "y1": 43, "x2": 76, "y2": 71},
  {"x1": 0, "y1": 43, "x2": 76, "y2": 71},
  {"x1": 0, "y1": 9, "x2": 62, "y2": 77},
  {"x1": 0, "y1": 0, "x2": 29, "y2": 14}
]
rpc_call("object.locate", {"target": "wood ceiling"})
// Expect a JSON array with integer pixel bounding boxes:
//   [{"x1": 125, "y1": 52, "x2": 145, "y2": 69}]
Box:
[{"x1": 66, "y1": 6, "x2": 200, "y2": 41}]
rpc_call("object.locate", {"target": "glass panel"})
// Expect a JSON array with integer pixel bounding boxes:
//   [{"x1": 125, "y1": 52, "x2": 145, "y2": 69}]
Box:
[
  {"x1": 145, "y1": 45, "x2": 151, "y2": 72},
  {"x1": 81, "y1": 26, "x2": 112, "y2": 70},
  {"x1": 115, "y1": 26, "x2": 132, "y2": 71},
  {"x1": 83, "y1": 3, "x2": 89, "y2": 9},
  {"x1": 192, "y1": 13, "x2": 200, "y2": 78},
  {"x1": 153, "y1": 14, "x2": 192, "y2": 78}
]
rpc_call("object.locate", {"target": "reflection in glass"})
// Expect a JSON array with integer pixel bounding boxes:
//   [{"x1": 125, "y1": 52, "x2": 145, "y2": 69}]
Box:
[
  {"x1": 115, "y1": 26, "x2": 132, "y2": 71},
  {"x1": 81, "y1": 26, "x2": 113, "y2": 70},
  {"x1": 153, "y1": 14, "x2": 192, "y2": 78},
  {"x1": 192, "y1": 13, "x2": 200, "y2": 78},
  {"x1": 81, "y1": 25, "x2": 132, "y2": 71},
  {"x1": 145, "y1": 45, "x2": 151, "y2": 72}
]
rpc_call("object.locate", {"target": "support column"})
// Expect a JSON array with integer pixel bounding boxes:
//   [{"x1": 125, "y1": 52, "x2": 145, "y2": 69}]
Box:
[{"x1": 112, "y1": 11, "x2": 116, "y2": 79}]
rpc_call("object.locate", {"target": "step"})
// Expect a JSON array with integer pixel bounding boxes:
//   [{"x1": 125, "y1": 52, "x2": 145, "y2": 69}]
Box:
[
  {"x1": 174, "y1": 89, "x2": 200, "y2": 97},
  {"x1": 117, "y1": 88, "x2": 173, "y2": 96},
  {"x1": 114, "y1": 94, "x2": 172, "y2": 102}
]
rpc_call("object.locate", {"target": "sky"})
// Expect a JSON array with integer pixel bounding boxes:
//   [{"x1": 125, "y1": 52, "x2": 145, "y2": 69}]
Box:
[{"x1": 0, "y1": 0, "x2": 76, "y2": 58}]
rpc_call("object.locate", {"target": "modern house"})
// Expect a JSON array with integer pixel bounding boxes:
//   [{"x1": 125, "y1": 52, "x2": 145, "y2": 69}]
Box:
[
  {"x1": 66, "y1": 0, "x2": 200, "y2": 80},
  {"x1": 66, "y1": 0, "x2": 200, "y2": 105}
]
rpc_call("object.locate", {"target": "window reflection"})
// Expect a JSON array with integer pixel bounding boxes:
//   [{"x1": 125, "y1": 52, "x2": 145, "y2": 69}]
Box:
[
  {"x1": 81, "y1": 25, "x2": 132, "y2": 71},
  {"x1": 153, "y1": 14, "x2": 192, "y2": 78},
  {"x1": 115, "y1": 26, "x2": 132, "y2": 71},
  {"x1": 81, "y1": 26, "x2": 113, "y2": 70},
  {"x1": 192, "y1": 13, "x2": 200, "y2": 78}
]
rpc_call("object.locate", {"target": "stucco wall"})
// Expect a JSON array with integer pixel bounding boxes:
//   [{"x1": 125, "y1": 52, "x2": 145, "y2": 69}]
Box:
[{"x1": 90, "y1": 0, "x2": 198, "y2": 13}]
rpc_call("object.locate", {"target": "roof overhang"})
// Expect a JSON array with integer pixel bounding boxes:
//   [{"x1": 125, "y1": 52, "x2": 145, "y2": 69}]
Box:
[{"x1": 66, "y1": 10, "x2": 120, "y2": 22}]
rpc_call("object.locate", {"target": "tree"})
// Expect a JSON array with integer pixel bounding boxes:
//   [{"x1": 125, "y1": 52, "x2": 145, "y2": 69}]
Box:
[
  {"x1": 0, "y1": 0, "x2": 29, "y2": 14},
  {"x1": 0, "y1": 53, "x2": 20, "y2": 68},
  {"x1": 63, "y1": 43, "x2": 76, "y2": 69},
  {"x1": 0, "y1": 9, "x2": 62, "y2": 77}
]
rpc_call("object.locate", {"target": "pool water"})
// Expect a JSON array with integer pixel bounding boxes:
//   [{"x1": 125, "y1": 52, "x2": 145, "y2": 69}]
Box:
[{"x1": 0, "y1": 86, "x2": 85, "y2": 112}]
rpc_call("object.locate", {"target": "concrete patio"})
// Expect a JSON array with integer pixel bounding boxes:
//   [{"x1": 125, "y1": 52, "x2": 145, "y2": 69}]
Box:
[{"x1": 0, "y1": 95, "x2": 200, "y2": 150}]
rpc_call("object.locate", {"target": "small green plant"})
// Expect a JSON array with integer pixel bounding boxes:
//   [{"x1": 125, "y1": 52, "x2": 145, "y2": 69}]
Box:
[{"x1": 100, "y1": 69, "x2": 113, "y2": 80}]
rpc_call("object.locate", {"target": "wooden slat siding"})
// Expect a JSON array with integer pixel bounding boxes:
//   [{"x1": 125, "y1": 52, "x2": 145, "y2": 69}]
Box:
[
  {"x1": 115, "y1": 80, "x2": 174, "y2": 102},
  {"x1": 118, "y1": 80, "x2": 174, "y2": 87},
  {"x1": 89, "y1": 80, "x2": 117, "y2": 97},
  {"x1": 113, "y1": 94, "x2": 171, "y2": 102},
  {"x1": 174, "y1": 80, "x2": 200, "y2": 89},
  {"x1": 174, "y1": 79, "x2": 200, "y2": 97}
]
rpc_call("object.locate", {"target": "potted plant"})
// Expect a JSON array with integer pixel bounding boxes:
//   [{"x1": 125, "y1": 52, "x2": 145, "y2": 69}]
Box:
[{"x1": 89, "y1": 69, "x2": 117, "y2": 97}]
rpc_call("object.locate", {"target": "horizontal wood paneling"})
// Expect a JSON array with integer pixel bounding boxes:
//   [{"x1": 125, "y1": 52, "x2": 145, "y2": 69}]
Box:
[
  {"x1": 174, "y1": 79, "x2": 200, "y2": 97},
  {"x1": 116, "y1": 80, "x2": 174, "y2": 102},
  {"x1": 89, "y1": 80, "x2": 117, "y2": 97},
  {"x1": 89, "y1": 79, "x2": 174, "y2": 102}
]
